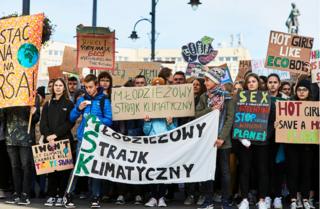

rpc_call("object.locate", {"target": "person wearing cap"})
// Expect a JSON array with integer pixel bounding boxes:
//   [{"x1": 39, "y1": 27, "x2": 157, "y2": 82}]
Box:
[
  {"x1": 285, "y1": 79, "x2": 316, "y2": 209},
  {"x1": 144, "y1": 77, "x2": 177, "y2": 207},
  {"x1": 195, "y1": 67, "x2": 234, "y2": 209}
]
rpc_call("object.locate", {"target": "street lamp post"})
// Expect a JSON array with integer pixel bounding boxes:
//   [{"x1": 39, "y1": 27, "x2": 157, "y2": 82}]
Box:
[
  {"x1": 91, "y1": 0, "x2": 97, "y2": 74},
  {"x1": 129, "y1": 0, "x2": 201, "y2": 61},
  {"x1": 22, "y1": 0, "x2": 30, "y2": 15}
]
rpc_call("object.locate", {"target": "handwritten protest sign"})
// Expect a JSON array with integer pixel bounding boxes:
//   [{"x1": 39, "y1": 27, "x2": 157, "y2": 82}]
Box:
[
  {"x1": 0, "y1": 14, "x2": 44, "y2": 108},
  {"x1": 275, "y1": 101, "x2": 320, "y2": 144},
  {"x1": 61, "y1": 46, "x2": 79, "y2": 74},
  {"x1": 265, "y1": 31, "x2": 313, "y2": 74},
  {"x1": 182, "y1": 36, "x2": 218, "y2": 77},
  {"x1": 236, "y1": 60, "x2": 252, "y2": 81},
  {"x1": 77, "y1": 32, "x2": 115, "y2": 70},
  {"x1": 74, "y1": 111, "x2": 219, "y2": 184},
  {"x1": 48, "y1": 66, "x2": 63, "y2": 80},
  {"x1": 32, "y1": 139, "x2": 74, "y2": 175},
  {"x1": 112, "y1": 62, "x2": 161, "y2": 86},
  {"x1": 233, "y1": 91, "x2": 270, "y2": 141},
  {"x1": 252, "y1": 59, "x2": 290, "y2": 80},
  {"x1": 310, "y1": 50, "x2": 320, "y2": 70},
  {"x1": 112, "y1": 84, "x2": 194, "y2": 120},
  {"x1": 310, "y1": 50, "x2": 320, "y2": 83}
]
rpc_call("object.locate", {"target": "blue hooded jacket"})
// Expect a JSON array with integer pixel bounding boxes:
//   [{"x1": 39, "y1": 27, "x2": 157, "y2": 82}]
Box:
[{"x1": 70, "y1": 87, "x2": 112, "y2": 142}]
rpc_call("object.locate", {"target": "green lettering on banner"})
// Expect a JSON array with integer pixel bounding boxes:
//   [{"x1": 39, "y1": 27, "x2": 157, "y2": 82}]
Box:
[
  {"x1": 82, "y1": 131, "x2": 98, "y2": 153},
  {"x1": 267, "y1": 56, "x2": 274, "y2": 67},
  {"x1": 75, "y1": 153, "x2": 94, "y2": 175},
  {"x1": 287, "y1": 129, "x2": 318, "y2": 143}
]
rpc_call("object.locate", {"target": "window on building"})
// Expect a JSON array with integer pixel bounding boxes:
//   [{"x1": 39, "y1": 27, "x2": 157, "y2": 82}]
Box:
[
  {"x1": 124, "y1": 57, "x2": 128, "y2": 61},
  {"x1": 177, "y1": 57, "x2": 182, "y2": 62},
  {"x1": 219, "y1": 57, "x2": 224, "y2": 61},
  {"x1": 171, "y1": 57, "x2": 175, "y2": 62},
  {"x1": 143, "y1": 57, "x2": 149, "y2": 62},
  {"x1": 226, "y1": 57, "x2": 231, "y2": 61},
  {"x1": 48, "y1": 50, "x2": 53, "y2": 55},
  {"x1": 54, "y1": 50, "x2": 59, "y2": 56},
  {"x1": 232, "y1": 57, "x2": 238, "y2": 61}
]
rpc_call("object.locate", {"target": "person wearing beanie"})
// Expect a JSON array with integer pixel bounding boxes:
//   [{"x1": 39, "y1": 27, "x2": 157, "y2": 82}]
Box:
[
  {"x1": 144, "y1": 76, "x2": 177, "y2": 207},
  {"x1": 195, "y1": 66, "x2": 235, "y2": 209},
  {"x1": 286, "y1": 78, "x2": 316, "y2": 209}
]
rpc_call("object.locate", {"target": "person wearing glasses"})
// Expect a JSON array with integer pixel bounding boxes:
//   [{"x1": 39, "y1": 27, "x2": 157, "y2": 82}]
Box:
[{"x1": 285, "y1": 79, "x2": 316, "y2": 209}]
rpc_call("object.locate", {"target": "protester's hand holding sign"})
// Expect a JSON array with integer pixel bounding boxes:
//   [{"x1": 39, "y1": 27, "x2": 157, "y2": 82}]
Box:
[
  {"x1": 144, "y1": 115, "x2": 151, "y2": 122},
  {"x1": 31, "y1": 106, "x2": 37, "y2": 115},
  {"x1": 47, "y1": 134, "x2": 57, "y2": 148},
  {"x1": 166, "y1": 117, "x2": 173, "y2": 125},
  {"x1": 214, "y1": 138, "x2": 224, "y2": 148}
]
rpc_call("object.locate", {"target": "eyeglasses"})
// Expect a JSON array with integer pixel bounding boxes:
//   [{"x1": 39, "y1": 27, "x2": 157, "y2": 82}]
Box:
[
  {"x1": 174, "y1": 78, "x2": 185, "y2": 81},
  {"x1": 297, "y1": 87, "x2": 308, "y2": 92},
  {"x1": 100, "y1": 79, "x2": 110, "y2": 82}
]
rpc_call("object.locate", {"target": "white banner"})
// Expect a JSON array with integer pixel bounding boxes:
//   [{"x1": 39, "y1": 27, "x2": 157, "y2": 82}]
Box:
[
  {"x1": 74, "y1": 111, "x2": 219, "y2": 184},
  {"x1": 252, "y1": 59, "x2": 291, "y2": 80}
]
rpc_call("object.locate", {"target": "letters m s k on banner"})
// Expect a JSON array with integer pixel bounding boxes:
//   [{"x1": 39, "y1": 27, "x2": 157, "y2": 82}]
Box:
[{"x1": 74, "y1": 111, "x2": 220, "y2": 184}]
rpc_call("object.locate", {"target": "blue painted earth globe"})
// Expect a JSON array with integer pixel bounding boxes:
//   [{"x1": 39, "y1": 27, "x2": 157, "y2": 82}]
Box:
[{"x1": 17, "y1": 43, "x2": 39, "y2": 68}]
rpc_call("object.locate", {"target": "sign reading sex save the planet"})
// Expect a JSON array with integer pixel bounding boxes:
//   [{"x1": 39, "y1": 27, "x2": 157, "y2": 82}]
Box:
[
  {"x1": 265, "y1": 31, "x2": 313, "y2": 75},
  {"x1": 275, "y1": 101, "x2": 320, "y2": 144},
  {"x1": 0, "y1": 14, "x2": 44, "y2": 108},
  {"x1": 77, "y1": 32, "x2": 115, "y2": 70},
  {"x1": 233, "y1": 91, "x2": 271, "y2": 141}
]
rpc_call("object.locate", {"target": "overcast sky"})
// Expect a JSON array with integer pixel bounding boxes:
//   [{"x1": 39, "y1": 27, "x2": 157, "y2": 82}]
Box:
[{"x1": 1, "y1": 0, "x2": 319, "y2": 59}]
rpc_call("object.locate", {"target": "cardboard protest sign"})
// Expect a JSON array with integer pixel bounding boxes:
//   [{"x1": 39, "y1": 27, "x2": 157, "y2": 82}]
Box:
[
  {"x1": 61, "y1": 46, "x2": 79, "y2": 74},
  {"x1": 74, "y1": 111, "x2": 219, "y2": 184},
  {"x1": 48, "y1": 66, "x2": 63, "y2": 80},
  {"x1": 77, "y1": 32, "x2": 115, "y2": 70},
  {"x1": 265, "y1": 31, "x2": 313, "y2": 74},
  {"x1": 251, "y1": 59, "x2": 290, "y2": 80},
  {"x1": 32, "y1": 139, "x2": 74, "y2": 175},
  {"x1": 112, "y1": 84, "x2": 195, "y2": 120},
  {"x1": 182, "y1": 36, "x2": 218, "y2": 77},
  {"x1": 0, "y1": 14, "x2": 44, "y2": 108},
  {"x1": 112, "y1": 61, "x2": 161, "y2": 86},
  {"x1": 235, "y1": 60, "x2": 252, "y2": 81},
  {"x1": 233, "y1": 91, "x2": 271, "y2": 141},
  {"x1": 275, "y1": 101, "x2": 320, "y2": 144}
]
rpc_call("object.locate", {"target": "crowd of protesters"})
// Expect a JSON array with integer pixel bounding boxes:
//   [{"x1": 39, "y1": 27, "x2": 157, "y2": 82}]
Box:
[{"x1": 0, "y1": 67, "x2": 318, "y2": 209}]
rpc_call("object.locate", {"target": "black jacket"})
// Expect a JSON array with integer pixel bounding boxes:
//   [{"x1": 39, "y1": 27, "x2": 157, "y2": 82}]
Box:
[{"x1": 40, "y1": 96, "x2": 75, "y2": 143}]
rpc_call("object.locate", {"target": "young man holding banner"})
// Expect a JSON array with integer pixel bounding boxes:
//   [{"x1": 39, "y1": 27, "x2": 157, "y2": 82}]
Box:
[
  {"x1": 64, "y1": 74, "x2": 112, "y2": 208},
  {"x1": 195, "y1": 67, "x2": 234, "y2": 209}
]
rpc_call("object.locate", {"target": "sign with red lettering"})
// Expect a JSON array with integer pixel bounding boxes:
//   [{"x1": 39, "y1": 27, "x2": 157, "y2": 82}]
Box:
[
  {"x1": 310, "y1": 50, "x2": 320, "y2": 83},
  {"x1": 235, "y1": 60, "x2": 252, "y2": 81},
  {"x1": 77, "y1": 32, "x2": 115, "y2": 70},
  {"x1": 233, "y1": 91, "x2": 271, "y2": 141},
  {"x1": 275, "y1": 101, "x2": 320, "y2": 144},
  {"x1": 265, "y1": 31, "x2": 314, "y2": 75},
  {"x1": 32, "y1": 139, "x2": 74, "y2": 175}
]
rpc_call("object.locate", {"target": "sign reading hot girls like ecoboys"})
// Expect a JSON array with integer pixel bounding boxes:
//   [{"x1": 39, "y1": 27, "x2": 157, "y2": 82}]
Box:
[
  {"x1": 0, "y1": 14, "x2": 44, "y2": 108},
  {"x1": 74, "y1": 111, "x2": 219, "y2": 184},
  {"x1": 265, "y1": 31, "x2": 313, "y2": 74},
  {"x1": 111, "y1": 84, "x2": 195, "y2": 120}
]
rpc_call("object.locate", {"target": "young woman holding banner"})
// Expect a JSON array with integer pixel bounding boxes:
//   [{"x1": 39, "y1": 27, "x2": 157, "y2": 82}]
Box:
[
  {"x1": 40, "y1": 78, "x2": 75, "y2": 207},
  {"x1": 236, "y1": 73, "x2": 270, "y2": 209},
  {"x1": 285, "y1": 79, "x2": 316, "y2": 209}
]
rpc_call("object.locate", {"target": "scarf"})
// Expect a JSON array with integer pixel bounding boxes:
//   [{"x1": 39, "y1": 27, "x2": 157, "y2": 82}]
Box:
[{"x1": 207, "y1": 85, "x2": 229, "y2": 111}]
